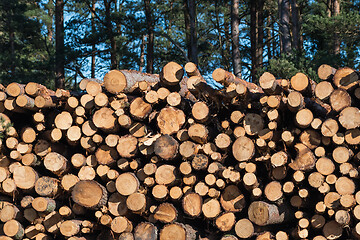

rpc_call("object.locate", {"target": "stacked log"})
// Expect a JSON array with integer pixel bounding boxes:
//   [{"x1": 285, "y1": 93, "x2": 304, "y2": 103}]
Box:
[{"x1": 0, "y1": 62, "x2": 359, "y2": 239}]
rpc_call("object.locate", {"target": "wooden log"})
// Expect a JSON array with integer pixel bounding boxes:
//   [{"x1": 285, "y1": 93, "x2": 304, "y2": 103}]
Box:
[
  {"x1": 322, "y1": 221, "x2": 343, "y2": 239},
  {"x1": 287, "y1": 91, "x2": 304, "y2": 112},
  {"x1": 126, "y1": 192, "x2": 146, "y2": 214},
  {"x1": 13, "y1": 166, "x2": 38, "y2": 190},
  {"x1": 243, "y1": 113, "x2": 264, "y2": 135},
  {"x1": 215, "y1": 212, "x2": 235, "y2": 232},
  {"x1": 16, "y1": 95, "x2": 36, "y2": 110},
  {"x1": 330, "y1": 89, "x2": 351, "y2": 112},
  {"x1": 154, "y1": 203, "x2": 177, "y2": 223},
  {"x1": 315, "y1": 81, "x2": 334, "y2": 101},
  {"x1": 154, "y1": 135, "x2": 179, "y2": 161},
  {"x1": 248, "y1": 201, "x2": 291, "y2": 226},
  {"x1": 6, "y1": 83, "x2": 25, "y2": 97},
  {"x1": 290, "y1": 72, "x2": 314, "y2": 94},
  {"x1": 111, "y1": 216, "x2": 132, "y2": 234},
  {"x1": 157, "y1": 107, "x2": 186, "y2": 136},
  {"x1": 134, "y1": 222, "x2": 158, "y2": 240},
  {"x1": 129, "y1": 97, "x2": 152, "y2": 120},
  {"x1": 232, "y1": 136, "x2": 255, "y2": 162},
  {"x1": 103, "y1": 70, "x2": 158, "y2": 94},
  {"x1": 117, "y1": 135, "x2": 138, "y2": 158},
  {"x1": 93, "y1": 107, "x2": 117, "y2": 132},
  {"x1": 159, "y1": 62, "x2": 184, "y2": 86},
  {"x1": 35, "y1": 176, "x2": 59, "y2": 197},
  {"x1": 116, "y1": 173, "x2": 139, "y2": 196},
  {"x1": 44, "y1": 152, "x2": 68, "y2": 176},
  {"x1": 333, "y1": 67, "x2": 359, "y2": 90},
  {"x1": 155, "y1": 165, "x2": 176, "y2": 185},
  {"x1": 259, "y1": 72, "x2": 280, "y2": 95},
  {"x1": 32, "y1": 197, "x2": 56, "y2": 213},
  {"x1": 71, "y1": 180, "x2": 107, "y2": 209},
  {"x1": 234, "y1": 218, "x2": 254, "y2": 239},
  {"x1": 3, "y1": 219, "x2": 24, "y2": 239},
  {"x1": 339, "y1": 107, "x2": 360, "y2": 129},
  {"x1": 159, "y1": 223, "x2": 186, "y2": 240},
  {"x1": 220, "y1": 185, "x2": 246, "y2": 212},
  {"x1": 59, "y1": 220, "x2": 82, "y2": 237},
  {"x1": 289, "y1": 143, "x2": 316, "y2": 171},
  {"x1": 182, "y1": 192, "x2": 202, "y2": 217},
  {"x1": 318, "y1": 64, "x2": 336, "y2": 80},
  {"x1": 264, "y1": 181, "x2": 283, "y2": 202}
]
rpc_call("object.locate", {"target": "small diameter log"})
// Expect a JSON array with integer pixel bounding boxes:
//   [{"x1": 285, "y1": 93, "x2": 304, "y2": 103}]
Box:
[
  {"x1": 13, "y1": 166, "x2": 38, "y2": 190},
  {"x1": 232, "y1": 136, "x2": 255, "y2": 162},
  {"x1": 93, "y1": 107, "x2": 117, "y2": 132},
  {"x1": 248, "y1": 201, "x2": 291, "y2": 226},
  {"x1": 34, "y1": 176, "x2": 59, "y2": 197},
  {"x1": 235, "y1": 218, "x2": 254, "y2": 239},
  {"x1": 259, "y1": 72, "x2": 280, "y2": 95},
  {"x1": 81, "y1": 120, "x2": 97, "y2": 137},
  {"x1": 159, "y1": 223, "x2": 186, "y2": 240},
  {"x1": 330, "y1": 89, "x2": 351, "y2": 112},
  {"x1": 295, "y1": 108, "x2": 313, "y2": 128},
  {"x1": 264, "y1": 181, "x2": 283, "y2": 202},
  {"x1": 220, "y1": 185, "x2": 246, "y2": 212},
  {"x1": 3, "y1": 220, "x2": 24, "y2": 239},
  {"x1": 111, "y1": 216, "x2": 133, "y2": 234},
  {"x1": 20, "y1": 127, "x2": 36, "y2": 144},
  {"x1": 300, "y1": 129, "x2": 321, "y2": 149},
  {"x1": 335, "y1": 177, "x2": 355, "y2": 195},
  {"x1": 60, "y1": 220, "x2": 82, "y2": 237},
  {"x1": 179, "y1": 141, "x2": 198, "y2": 159},
  {"x1": 16, "y1": 95, "x2": 36, "y2": 110},
  {"x1": 192, "y1": 154, "x2": 209, "y2": 171},
  {"x1": 243, "y1": 113, "x2": 264, "y2": 136},
  {"x1": 166, "y1": 92, "x2": 182, "y2": 107},
  {"x1": 182, "y1": 192, "x2": 202, "y2": 217},
  {"x1": 215, "y1": 133, "x2": 232, "y2": 150},
  {"x1": 134, "y1": 222, "x2": 158, "y2": 240},
  {"x1": 0, "y1": 204, "x2": 20, "y2": 222},
  {"x1": 95, "y1": 145, "x2": 118, "y2": 165},
  {"x1": 332, "y1": 146, "x2": 353, "y2": 164},
  {"x1": 333, "y1": 67, "x2": 359, "y2": 90},
  {"x1": 116, "y1": 173, "x2": 139, "y2": 196},
  {"x1": 154, "y1": 203, "x2": 178, "y2": 223},
  {"x1": 192, "y1": 102, "x2": 209, "y2": 123},
  {"x1": 129, "y1": 97, "x2": 152, "y2": 120},
  {"x1": 32, "y1": 197, "x2": 56, "y2": 213},
  {"x1": 117, "y1": 135, "x2": 138, "y2": 158},
  {"x1": 71, "y1": 180, "x2": 108, "y2": 209},
  {"x1": 44, "y1": 152, "x2": 68, "y2": 176},
  {"x1": 6, "y1": 83, "x2": 25, "y2": 97}
]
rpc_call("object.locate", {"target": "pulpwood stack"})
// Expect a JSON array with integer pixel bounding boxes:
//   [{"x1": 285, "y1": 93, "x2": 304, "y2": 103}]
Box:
[{"x1": 0, "y1": 62, "x2": 359, "y2": 239}]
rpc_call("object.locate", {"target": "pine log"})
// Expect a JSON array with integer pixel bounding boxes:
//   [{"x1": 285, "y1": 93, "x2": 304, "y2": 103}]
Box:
[
  {"x1": 116, "y1": 173, "x2": 139, "y2": 196},
  {"x1": 129, "y1": 97, "x2": 152, "y2": 120},
  {"x1": 159, "y1": 223, "x2": 186, "y2": 240},
  {"x1": 248, "y1": 201, "x2": 291, "y2": 226},
  {"x1": 333, "y1": 67, "x2": 359, "y2": 90},
  {"x1": 182, "y1": 192, "x2": 202, "y2": 217},
  {"x1": 330, "y1": 89, "x2": 351, "y2": 112},
  {"x1": 126, "y1": 192, "x2": 146, "y2": 214},
  {"x1": 234, "y1": 218, "x2": 254, "y2": 239},
  {"x1": 34, "y1": 176, "x2": 59, "y2": 197},
  {"x1": 3, "y1": 219, "x2": 24, "y2": 239},
  {"x1": 220, "y1": 185, "x2": 246, "y2": 212},
  {"x1": 289, "y1": 143, "x2": 316, "y2": 171},
  {"x1": 154, "y1": 135, "x2": 179, "y2": 161},
  {"x1": 232, "y1": 136, "x2": 255, "y2": 162},
  {"x1": 71, "y1": 180, "x2": 107, "y2": 209},
  {"x1": 13, "y1": 166, "x2": 38, "y2": 190},
  {"x1": 154, "y1": 203, "x2": 177, "y2": 223},
  {"x1": 93, "y1": 107, "x2": 117, "y2": 132}
]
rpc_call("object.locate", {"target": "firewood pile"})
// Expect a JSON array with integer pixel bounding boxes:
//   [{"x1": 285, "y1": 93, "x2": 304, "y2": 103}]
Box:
[{"x1": 0, "y1": 62, "x2": 359, "y2": 240}]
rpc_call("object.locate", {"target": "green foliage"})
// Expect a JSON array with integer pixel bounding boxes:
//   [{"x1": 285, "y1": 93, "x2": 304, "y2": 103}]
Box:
[{"x1": 0, "y1": 116, "x2": 12, "y2": 140}]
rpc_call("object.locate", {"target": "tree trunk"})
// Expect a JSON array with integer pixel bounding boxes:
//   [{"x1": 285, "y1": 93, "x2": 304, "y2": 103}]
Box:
[
  {"x1": 278, "y1": 0, "x2": 291, "y2": 54},
  {"x1": 139, "y1": 35, "x2": 146, "y2": 72},
  {"x1": 250, "y1": 0, "x2": 264, "y2": 82},
  {"x1": 8, "y1": 14, "x2": 15, "y2": 78},
  {"x1": 231, "y1": 0, "x2": 241, "y2": 78},
  {"x1": 266, "y1": 16, "x2": 272, "y2": 60},
  {"x1": 55, "y1": 0, "x2": 65, "y2": 89},
  {"x1": 144, "y1": 0, "x2": 154, "y2": 73},
  {"x1": 332, "y1": 0, "x2": 340, "y2": 55},
  {"x1": 104, "y1": 0, "x2": 117, "y2": 69},
  {"x1": 250, "y1": 0, "x2": 257, "y2": 82},
  {"x1": 91, "y1": 0, "x2": 96, "y2": 78},
  {"x1": 46, "y1": 0, "x2": 54, "y2": 42},
  {"x1": 184, "y1": 0, "x2": 198, "y2": 64},
  {"x1": 256, "y1": 0, "x2": 264, "y2": 73},
  {"x1": 290, "y1": 0, "x2": 300, "y2": 51}
]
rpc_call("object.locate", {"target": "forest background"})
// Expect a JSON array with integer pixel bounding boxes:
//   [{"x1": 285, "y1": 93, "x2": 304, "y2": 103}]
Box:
[{"x1": 0, "y1": 0, "x2": 359, "y2": 89}]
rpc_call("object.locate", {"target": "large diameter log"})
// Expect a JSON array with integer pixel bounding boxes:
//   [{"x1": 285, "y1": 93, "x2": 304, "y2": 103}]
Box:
[
  {"x1": 232, "y1": 136, "x2": 255, "y2": 162},
  {"x1": 35, "y1": 176, "x2": 59, "y2": 197},
  {"x1": 3, "y1": 219, "x2": 24, "y2": 239},
  {"x1": 289, "y1": 143, "x2": 316, "y2": 171},
  {"x1": 13, "y1": 166, "x2": 38, "y2": 190},
  {"x1": 129, "y1": 97, "x2": 152, "y2": 120},
  {"x1": 154, "y1": 203, "x2": 178, "y2": 223},
  {"x1": 248, "y1": 201, "x2": 291, "y2": 226},
  {"x1": 71, "y1": 180, "x2": 108, "y2": 209},
  {"x1": 215, "y1": 212, "x2": 236, "y2": 232},
  {"x1": 330, "y1": 89, "x2": 351, "y2": 112},
  {"x1": 54, "y1": 111, "x2": 73, "y2": 130},
  {"x1": 157, "y1": 107, "x2": 186, "y2": 135},
  {"x1": 235, "y1": 218, "x2": 254, "y2": 239},
  {"x1": 116, "y1": 173, "x2": 139, "y2": 196},
  {"x1": 117, "y1": 135, "x2": 138, "y2": 158},
  {"x1": 134, "y1": 222, "x2": 158, "y2": 240},
  {"x1": 159, "y1": 223, "x2": 186, "y2": 240},
  {"x1": 154, "y1": 135, "x2": 179, "y2": 161},
  {"x1": 333, "y1": 67, "x2": 359, "y2": 90},
  {"x1": 318, "y1": 64, "x2": 336, "y2": 80},
  {"x1": 339, "y1": 107, "x2": 360, "y2": 129},
  {"x1": 93, "y1": 107, "x2": 118, "y2": 131},
  {"x1": 243, "y1": 113, "x2": 264, "y2": 136},
  {"x1": 159, "y1": 62, "x2": 184, "y2": 86},
  {"x1": 44, "y1": 152, "x2": 68, "y2": 176},
  {"x1": 182, "y1": 192, "x2": 202, "y2": 217},
  {"x1": 315, "y1": 81, "x2": 334, "y2": 101},
  {"x1": 104, "y1": 69, "x2": 159, "y2": 94}
]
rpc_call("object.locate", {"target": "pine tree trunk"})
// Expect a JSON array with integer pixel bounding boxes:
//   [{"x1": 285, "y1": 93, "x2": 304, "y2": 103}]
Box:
[
  {"x1": 104, "y1": 0, "x2": 117, "y2": 69},
  {"x1": 266, "y1": 16, "x2": 272, "y2": 60},
  {"x1": 55, "y1": 0, "x2": 65, "y2": 89},
  {"x1": 91, "y1": 0, "x2": 96, "y2": 78},
  {"x1": 250, "y1": 0, "x2": 264, "y2": 82},
  {"x1": 46, "y1": 0, "x2": 54, "y2": 42},
  {"x1": 278, "y1": 0, "x2": 291, "y2": 54},
  {"x1": 332, "y1": 0, "x2": 340, "y2": 55},
  {"x1": 290, "y1": 0, "x2": 300, "y2": 51},
  {"x1": 231, "y1": 0, "x2": 241, "y2": 78},
  {"x1": 144, "y1": 0, "x2": 154, "y2": 73},
  {"x1": 139, "y1": 35, "x2": 146, "y2": 72},
  {"x1": 184, "y1": 0, "x2": 198, "y2": 64},
  {"x1": 256, "y1": 0, "x2": 264, "y2": 74},
  {"x1": 250, "y1": 0, "x2": 257, "y2": 82}
]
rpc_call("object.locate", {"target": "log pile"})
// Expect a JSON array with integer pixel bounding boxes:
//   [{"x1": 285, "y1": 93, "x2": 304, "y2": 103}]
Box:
[{"x1": 0, "y1": 62, "x2": 359, "y2": 239}]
